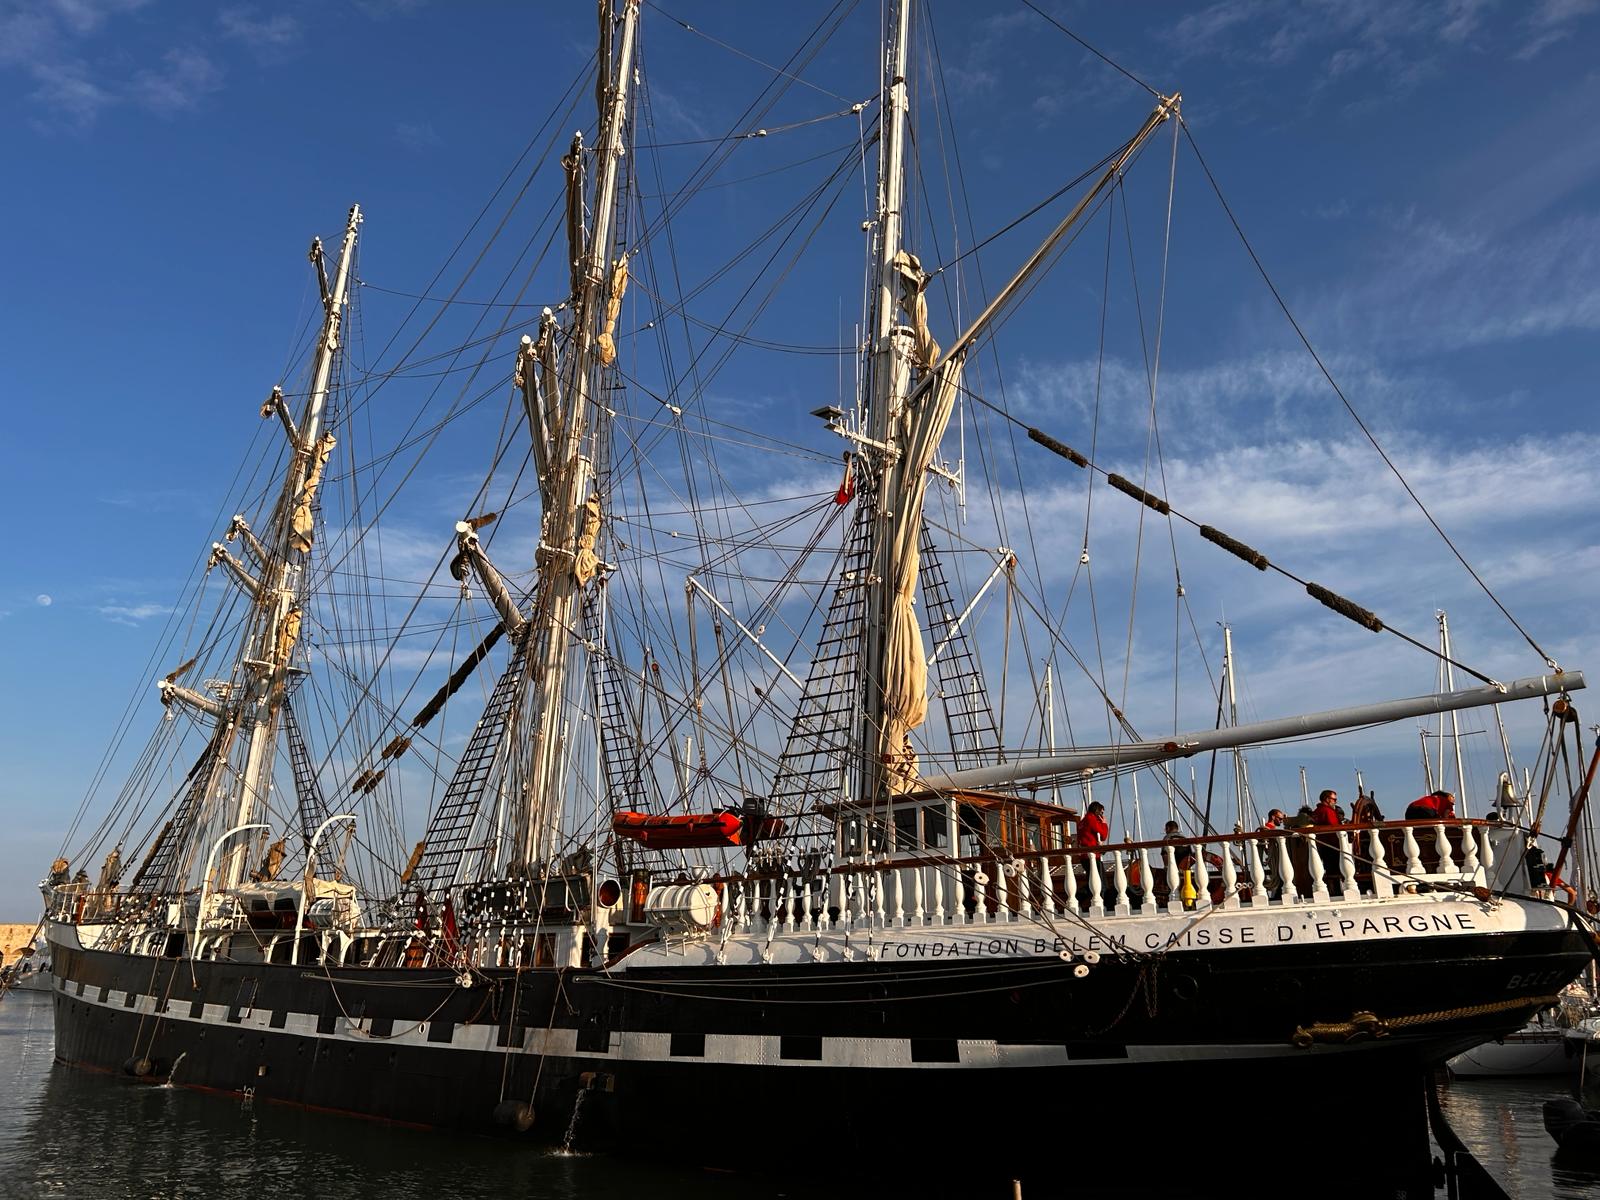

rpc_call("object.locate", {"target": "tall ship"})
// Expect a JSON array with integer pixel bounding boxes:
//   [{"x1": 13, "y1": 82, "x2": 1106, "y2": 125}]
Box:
[{"x1": 35, "y1": 2, "x2": 1598, "y2": 1191}]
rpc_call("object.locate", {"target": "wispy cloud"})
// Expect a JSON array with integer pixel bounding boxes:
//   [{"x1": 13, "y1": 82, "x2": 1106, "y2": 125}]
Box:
[
  {"x1": 1320, "y1": 207, "x2": 1600, "y2": 354},
  {"x1": 4, "y1": 0, "x2": 226, "y2": 129},
  {"x1": 217, "y1": 5, "x2": 302, "y2": 56},
  {"x1": 98, "y1": 601, "x2": 172, "y2": 625},
  {"x1": 1163, "y1": 0, "x2": 1505, "y2": 114},
  {"x1": 1515, "y1": 0, "x2": 1599, "y2": 59},
  {"x1": 940, "y1": 9, "x2": 1030, "y2": 95},
  {"x1": 27, "y1": 59, "x2": 115, "y2": 129},
  {"x1": 1006, "y1": 348, "x2": 1437, "y2": 451},
  {"x1": 645, "y1": 85, "x2": 708, "y2": 141},
  {"x1": 393, "y1": 120, "x2": 442, "y2": 151},
  {"x1": 131, "y1": 46, "x2": 223, "y2": 114}
]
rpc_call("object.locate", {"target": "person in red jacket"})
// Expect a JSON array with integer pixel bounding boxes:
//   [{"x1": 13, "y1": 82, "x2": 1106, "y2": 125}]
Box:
[
  {"x1": 1310, "y1": 790, "x2": 1343, "y2": 892},
  {"x1": 1079, "y1": 801, "x2": 1109, "y2": 848},
  {"x1": 1311, "y1": 789, "x2": 1343, "y2": 827},
  {"x1": 1405, "y1": 789, "x2": 1456, "y2": 820}
]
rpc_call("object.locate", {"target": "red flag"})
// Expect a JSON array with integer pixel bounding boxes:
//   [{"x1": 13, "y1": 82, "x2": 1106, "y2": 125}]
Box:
[{"x1": 834, "y1": 456, "x2": 856, "y2": 505}]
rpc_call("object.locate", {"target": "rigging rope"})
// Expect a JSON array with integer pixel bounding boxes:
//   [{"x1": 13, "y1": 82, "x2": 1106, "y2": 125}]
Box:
[{"x1": 1177, "y1": 117, "x2": 1555, "y2": 669}]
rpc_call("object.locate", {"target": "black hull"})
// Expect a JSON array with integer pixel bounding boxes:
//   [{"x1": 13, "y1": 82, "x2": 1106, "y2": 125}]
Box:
[{"x1": 47, "y1": 918, "x2": 1591, "y2": 1192}]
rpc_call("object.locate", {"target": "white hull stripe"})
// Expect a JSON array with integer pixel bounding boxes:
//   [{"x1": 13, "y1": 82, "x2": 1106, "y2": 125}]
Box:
[{"x1": 58, "y1": 974, "x2": 1395, "y2": 1069}]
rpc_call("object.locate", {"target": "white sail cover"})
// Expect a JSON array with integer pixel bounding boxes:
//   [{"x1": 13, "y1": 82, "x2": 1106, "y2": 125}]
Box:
[{"x1": 880, "y1": 353, "x2": 963, "y2": 791}]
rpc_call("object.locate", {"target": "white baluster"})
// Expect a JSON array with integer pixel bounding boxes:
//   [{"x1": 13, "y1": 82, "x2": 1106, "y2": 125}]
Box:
[
  {"x1": 1367, "y1": 829, "x2": 1395, "y2": 898},
  {"x1": 1087, "y1": 852, "x2": 1104, "y2": 916},
  {"x1": 872, "y1": 866, "x2": 886, "y2": 927},
  {"x1": 929, "y1": 861, "x2": 945, "y2": 925},
  {"x1": 783, "y1": 875, "x2": 797, "y2": 932},
  {"x1": 1016, "y1": 861, "x2": 1033, "y2": 920},
  {"x1": 911, "y1": 864, "x2": 926, "y2": 925},
  {"x1": 828, "y1": 871, "x2": 844, "y2": 930},
  {"x1": 1338, "y1": 831, "x2": 1358, "y2": 898},
  {"x1": 1435, "y1": 823, "x2": 1456, "y2": 874},
  {"x1": 950, "y1": 864, "x2": 967, "y2": 925},
  {"x1": 1245, "y1": 839, "x2": 1265, "y2": 906},
  {"x1": 1164, "y1": 845, "x2": 1180, "y2": 913},
  {"x1": 1037, "y1": 857, "x2": 1056, "y2": 918},
  {"x1": 1218, "y1": 845, "x2": 1238, "y2": 910},
  {"x1": 995, "y1": 861, "x2": 1011, "y2": 923},
  {"x1": 972, "y1": 868, "x2": 988, "y2": 925},
  {"x1": 1460, "y1": 826, "x2": 1481, "y2": 877},
  {"x1": 887, "y1": 867, "x2": 903, "y2": 927},
  {"x1": 1193, "y1": 844, "x2": 1212, "y2": 908},
  {"x1": 1059, "y1": 854, "x2": 1080, "y2": 916},
  {"x1": 1111, "y1": 851, "x2": 1131, "y2": 916},
  {"x1": 1275, "y1": 837, "x2": 1296, "y2": 904},
  {"x1": 1402, "y1": 825, "x2": 1423, "y2": 876},
  {"x1": 1305, "y1": 833, "x2": 1331, "y2": 903},
  {"x1": 1135, "y1": 846, "x2": 1155, "y2": 914},
  {"x1": 1479, "y1": 826, "x2": 1495, "y2": 873}
]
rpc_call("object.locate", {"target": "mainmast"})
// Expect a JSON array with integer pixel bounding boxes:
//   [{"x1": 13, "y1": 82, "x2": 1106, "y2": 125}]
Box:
[
  {"x1": 859, "y1": 0, "x2": 915, "y2": 807},
  {"x1": 515, "y1": 0, "x2": 639, "y2": 867}
]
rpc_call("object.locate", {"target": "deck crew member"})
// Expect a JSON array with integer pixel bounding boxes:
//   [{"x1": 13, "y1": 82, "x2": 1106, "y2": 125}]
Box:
[
  {"x1": 1405, "y1": 790, "x2": 1455, "y2": 820},
  {"x1": 1310, "y1": 790, "x2": 1344, "y2": 892},
  {"x1": 1079, "y1": 801, "x2": 1109, "y2": 849}
]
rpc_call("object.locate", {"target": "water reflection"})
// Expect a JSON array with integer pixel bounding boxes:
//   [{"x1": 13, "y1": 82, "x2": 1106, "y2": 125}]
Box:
[
  {"x1": 8, "y1": 988, "x2": 1600, "y2": 1200},
  {"x1": 0, "y1": 991, "x2": 831, "y2": 1200},
  {"x1": 1440, "y1": 1075, "x2": 1600, "y2": 1199}
]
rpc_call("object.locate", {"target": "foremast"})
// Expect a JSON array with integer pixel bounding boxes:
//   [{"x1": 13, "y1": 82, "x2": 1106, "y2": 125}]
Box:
[
  {"x1": 162, "y1": 204, "x2": 361, "y2": 889},
  {"x1": 510, "y1": 0, "x2": 639, "y2": 868}
]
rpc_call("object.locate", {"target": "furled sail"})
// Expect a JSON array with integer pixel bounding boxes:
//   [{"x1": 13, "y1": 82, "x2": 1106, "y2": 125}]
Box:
[
  {"x1": 573, "y1": 493, "x2": 603, "y2": 585},
  {"x1": 879, "y1": 352, "x2": 964, "y2": 792},
  {"x1": 595, "y1": 255, "x2": 628, "y2": 365},
  {"x1": 892, "y1": 250, "x2": 940, "y2": 371},
  {"x1": 289, "y1": 432, "x2": 337, "y2": 553}
]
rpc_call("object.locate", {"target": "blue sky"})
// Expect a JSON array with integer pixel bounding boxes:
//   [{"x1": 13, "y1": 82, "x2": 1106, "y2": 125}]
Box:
[{"x1": 1, "y1": 0, "x2": 1597, "y2": 918}]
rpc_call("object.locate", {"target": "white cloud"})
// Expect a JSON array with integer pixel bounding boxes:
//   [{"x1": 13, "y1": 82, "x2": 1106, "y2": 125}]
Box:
[
  {"x1": 5, "y1": 1, "x2": 226, "y2": 129},
  {"x1": 393, "y1": 120, "x2": 442, "y2": 151},
  {"x1": 46, "y1": 0, "x2": 151, "y2": 37},
  {"x1": 216, "y1": 6, "x2": 301, "y2": 50},
  {"x1": 1515, "y1": 0, "x2": 1599, "y2": 59},
  {"x1": 27, "y1": 59, "x2": 114, "y2": 129},
  {"x1": 98, "y1": 601, "x2": 171, "y2": 624},
  {"x1": 35, "y1": 594, "x2": 53, "y2": 607},
  {"x1": 1321, "y1": 208, "x2": 1600, "y2": 354},
  {"x1": 131, "y1": 46, "x2": 223, "y2": 114}
]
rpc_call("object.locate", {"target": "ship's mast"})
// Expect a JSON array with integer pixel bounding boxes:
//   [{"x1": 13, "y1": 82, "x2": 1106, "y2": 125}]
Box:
[
  {"x1": 226, "y1": 205, "x2": 361, "y2": 885},
  {"x1": 859, "y1": 0, "x2": 914, "y2": 807},
  {"x1": 519, "y1": 0, "x2": 639, "y2": 866},
  {"x1": 1222, "y1": 624, "x2": 1253, "y2": 827}
]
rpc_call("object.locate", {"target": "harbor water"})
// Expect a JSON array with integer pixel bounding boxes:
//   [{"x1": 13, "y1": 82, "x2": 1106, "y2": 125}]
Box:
[{"x1": 3, "y1": 985, "x2": 1598, "y2": 1198}]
